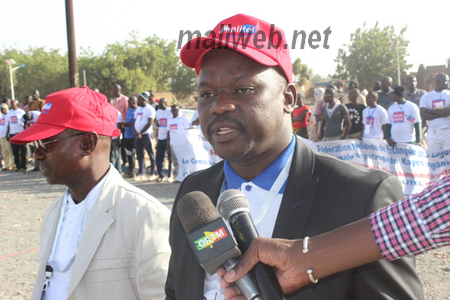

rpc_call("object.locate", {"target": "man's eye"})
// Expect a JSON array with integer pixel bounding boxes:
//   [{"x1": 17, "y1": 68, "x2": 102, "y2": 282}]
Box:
[
  {"x1": 236, "y1": 88, "x2": 253, "y2": 94},
  {"x1": 200, "y1": 92, "x2": 214, "y2": 98}
]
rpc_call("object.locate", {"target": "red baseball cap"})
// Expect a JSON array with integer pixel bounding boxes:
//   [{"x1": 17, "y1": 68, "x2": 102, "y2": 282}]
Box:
[
  {"x1": 10, "y1": 87, "x2": 120, "y2": 145},
  {"x1": 180, "y1": 13, "x2": 292, "y2": 83}
]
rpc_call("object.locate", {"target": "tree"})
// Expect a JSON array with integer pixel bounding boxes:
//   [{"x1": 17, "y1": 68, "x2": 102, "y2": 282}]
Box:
[
  {"x1": 292, "y1": 58, "x2": 311, "y2": 86},
  {"x1": 311, "y1": 74, "x2": 330, "y2": 85},
  {"x1": 171, "y1": 63, "x2": 197, "y2": 100},
  {"x1": 332, "y1": 23, "x2": 412, "y2": 89}
]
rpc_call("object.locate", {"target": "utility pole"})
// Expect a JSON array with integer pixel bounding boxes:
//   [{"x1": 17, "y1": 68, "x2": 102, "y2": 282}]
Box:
[{"x1": 65, "y1": 0, "x2": 79, "y2": 87}]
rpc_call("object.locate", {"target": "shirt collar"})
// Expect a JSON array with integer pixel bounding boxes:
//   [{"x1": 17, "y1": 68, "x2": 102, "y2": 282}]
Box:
[
  {"x1": 66, "y1": 168, "x2": 110, "y2": 212},
  {"x1": 224, "y1": 135, "x2": 296, "y2": 192}
]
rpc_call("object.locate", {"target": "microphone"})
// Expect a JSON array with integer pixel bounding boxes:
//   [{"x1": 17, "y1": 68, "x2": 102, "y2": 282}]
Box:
[
  {"x1": 177, "y1": 191, "x2": 261, "y2": 300},
  {"x1": 218, "y1": 189, "x2": 286, "y2": 300}
]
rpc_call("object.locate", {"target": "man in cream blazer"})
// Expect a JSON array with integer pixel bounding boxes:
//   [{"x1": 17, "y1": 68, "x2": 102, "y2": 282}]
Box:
[{"x1": 11, "y1": 87, "x2": 170, "y2": 300}]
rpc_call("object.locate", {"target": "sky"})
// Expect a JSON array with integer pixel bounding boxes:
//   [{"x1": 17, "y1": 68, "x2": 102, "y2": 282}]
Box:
[{"x1": 1, "y1": 0, "x2": 448, "y2": 79}]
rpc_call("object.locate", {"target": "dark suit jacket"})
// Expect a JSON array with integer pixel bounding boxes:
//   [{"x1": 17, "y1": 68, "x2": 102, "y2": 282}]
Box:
[{"x1": 165, "y1": 138, "x2": 424, "y2": 299}]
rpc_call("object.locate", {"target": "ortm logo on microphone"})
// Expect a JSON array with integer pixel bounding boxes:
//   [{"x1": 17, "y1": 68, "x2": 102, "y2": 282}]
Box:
[{"x1": 195, "y1": 227, "x2": 228, "y2": 250}]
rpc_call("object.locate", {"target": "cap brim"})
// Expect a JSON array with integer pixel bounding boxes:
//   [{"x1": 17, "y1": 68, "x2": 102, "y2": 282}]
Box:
[
  {"x1": 10, "y1": 123, "x2": 66, "y2": 145},
  {"x1": 181, "y1": 37, "x2": 278, "y2": 74}
]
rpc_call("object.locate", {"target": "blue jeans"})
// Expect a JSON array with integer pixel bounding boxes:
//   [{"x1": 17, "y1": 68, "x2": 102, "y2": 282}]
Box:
[
  {"x1": 156, "y1": 139, "x2": 172, "y2": 178},
  {"x1": 134, "y1": 134, "x2": 156, "y2": 176}
]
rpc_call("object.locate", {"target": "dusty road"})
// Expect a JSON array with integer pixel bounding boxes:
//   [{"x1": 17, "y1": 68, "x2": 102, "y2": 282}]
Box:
[{"x1": 1, "y1": 170, "x2": 449, "y2": 299}]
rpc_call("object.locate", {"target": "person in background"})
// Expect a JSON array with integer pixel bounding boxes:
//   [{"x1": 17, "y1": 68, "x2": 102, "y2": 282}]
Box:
[
  {"x1": 360, "y1": 91, "x2": 387, "y2": 140},
  {"x1": 191, "y1": 109, "x2": 200, "y2": 127},
  {"x1": 419, "y1": 73, "x2": 450, "y2": 150},
  {"x1": 345, "y1": 89, "x2": 366, "y2": 139},
  {"x1": 7, "y1": 100, "x2": 27, "y2": 172},
  {"x1": 377, "y1": 77, "x2": 394, "y2": 110},
  {"x1": 342, "y1": 81, "x2": 366, "y2": 105},
  {"x1": 2, "y1": 98, "x2": 11, "y2": 109},
  {"x1": 27, "y1": 90, "x2": 45, "y2": 112},
  {"x1": 291, "y1": 92, "x2": 310, "y2": 138},
  {"x1": 166, "y1": 105, "x2": 191, "y2": 182},
  {"x1": 121, "y1": 96, "x2": 137, "y2": 178},
  {"x1": 155, "y1": 98, "x2": 173, "y2": 183},
  {"x1": 19, "y1": 95, "x2": 32, "y2": 111},
  {"x1": 111, "y1": 84, "x2": 128, "y2": 169},
  {"x1": 23, "y1": 110, "x2": 41, "y2": 172},
  {"x1": 319, "y1": 86, "x2": 351, "y2": 141},
  {"x1": 405, "y1": 75, "x2": 427, "y2": 108},
  {"x1": 0, "y1": 104, "x2": 14, "y2": 170},
  {"x1": 385, "y1": 86, "x2": 421, "y2": 147},
  {"x1": 372, "y1": 81, "x2": 381, "y2": 92},
  {"x1": 109, "y1": 108, "x2": 122, "y2": 172},
  {"x1": 133, "y1": 92, "x2": 157, "y2": 181}
]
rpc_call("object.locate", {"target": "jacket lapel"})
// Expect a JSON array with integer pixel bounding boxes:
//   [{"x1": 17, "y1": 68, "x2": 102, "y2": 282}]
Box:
[
  {"x1": 66, "y1": 169, "x2": 116, "y2": 296},
  {"x1": 272, "y1": 138, "x2": 319, "y2": 239}
]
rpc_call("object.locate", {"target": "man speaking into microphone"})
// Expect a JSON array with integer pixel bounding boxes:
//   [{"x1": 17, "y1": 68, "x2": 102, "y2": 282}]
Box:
[{"x1": 165, "y1": 13, "x2": 424, "y2": 299}]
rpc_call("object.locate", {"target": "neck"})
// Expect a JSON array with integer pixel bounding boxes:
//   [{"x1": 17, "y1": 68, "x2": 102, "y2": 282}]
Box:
[
  {"x1": 397, "y1": 99, "x2": 405, "y2": 105},
  {"x1": 370, "y1": 104, "x2": 376, "y2": 108},
  {"x1": 69, "y1": 163, "x2": 110, "y2": 204},
  {"x1": 435, "y1": 88, "x2": 444, "y2": 92},
  {"x1": 408, "y1": 87, "x2": 416, "y2": 93}
]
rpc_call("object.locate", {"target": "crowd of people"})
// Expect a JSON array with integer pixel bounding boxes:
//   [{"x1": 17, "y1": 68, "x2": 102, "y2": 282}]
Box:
[
  {"x1": 295, "y1": 73, "x2": 450, "y2": 151},
  {"x1": 1, "y1": 12, "x2": 449, "y2": 300},
  {"x1": 0, "y1": 86, "x2": 195, "y2": 181}
]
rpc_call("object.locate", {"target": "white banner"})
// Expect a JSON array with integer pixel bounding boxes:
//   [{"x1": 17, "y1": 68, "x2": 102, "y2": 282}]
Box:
[
  {"x1": 169, "y1": 131, "x2": 450, "y2": 195},
  {"x1": 303, "y1": 138, "x2": 450, "y2": 195},
  {"x1": 169, "y1": 129, "x2": 222, "y2": 182}
]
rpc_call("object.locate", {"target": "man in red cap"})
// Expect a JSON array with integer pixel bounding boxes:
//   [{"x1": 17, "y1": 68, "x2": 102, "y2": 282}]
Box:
[
  {"x1": 165, "y1": 14, "x2": 423, "y2": 300},
  {"x1": 11, "y1": 87, "x2": 170, "y2": 300}
]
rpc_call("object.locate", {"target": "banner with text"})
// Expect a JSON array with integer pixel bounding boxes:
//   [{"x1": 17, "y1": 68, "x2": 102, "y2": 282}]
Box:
[
  {"x1": 302, "y1": 138, "x2": 450, "y2": 195},
  {"x1": 170, "y1": 129, "x2": 222, "y2": 182}
]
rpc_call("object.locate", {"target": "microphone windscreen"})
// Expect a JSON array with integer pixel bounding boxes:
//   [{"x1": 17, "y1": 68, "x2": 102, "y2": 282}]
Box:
[
  {"x1": 177, "y1": 191, "x2": 221, "y2": 233},
  {"x1": 217, "y1": 189, "x2": 250, "y2": 221}
]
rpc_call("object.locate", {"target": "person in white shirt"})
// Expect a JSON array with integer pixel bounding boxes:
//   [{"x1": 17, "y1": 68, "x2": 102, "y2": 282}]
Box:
[
  {"x1": 7, "y1": 100, "x2": 27, "y2": 171},
  {"x1": 155, "y1": 98, "x2": 173, "y2": 182},
  {"x1": 167, "y1": 105, "x2": 191, "y2": 180},
  {"x1": 385, "y1": 86, "x2": 421, "y2": 147},
  {"x1": 133, "y1": 92, "x2": 157, "y2": 181},
  {"x1": 10, "y1": 87, "x2": 170, "y2": 300},
  {"x1": 0, "y1": 104, "x2": 14, "y2": 170},
  {"x1": 23, "y1": 110, "x2": 42, "y2": 171},
  {"x1": 419, "y1": 73, "x2": 450, "y2": 150},
  {"x1": 360, "y1": 91, "x2": 387, "y2": 140}
]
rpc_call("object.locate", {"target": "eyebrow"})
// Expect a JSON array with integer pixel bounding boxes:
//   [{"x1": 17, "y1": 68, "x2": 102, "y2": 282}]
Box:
[{"x1": 198, "y1": 74, "x2": 249, "y2": 89}]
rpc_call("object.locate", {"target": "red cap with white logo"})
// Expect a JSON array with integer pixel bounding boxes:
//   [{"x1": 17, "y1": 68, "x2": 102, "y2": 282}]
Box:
[
  {"x1": 180, "y1": 13, "x2": 293, "y2": 83},
  {"x1": 10, "y1": 87, "x2": 120, "y2": 145}
]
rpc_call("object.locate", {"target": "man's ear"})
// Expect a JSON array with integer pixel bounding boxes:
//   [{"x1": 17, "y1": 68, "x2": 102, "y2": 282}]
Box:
[
  {"x1": 81, "y1": 132, "x2": 98, "y2": 156},
  {"x1": 284, "y1": 84, "x2": 297, "y2": 114}
]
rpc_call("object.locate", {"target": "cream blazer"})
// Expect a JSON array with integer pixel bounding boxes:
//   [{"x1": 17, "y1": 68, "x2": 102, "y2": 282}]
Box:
[{"x1": 31, "y1": 166, "x2": 171, "y2": 300}]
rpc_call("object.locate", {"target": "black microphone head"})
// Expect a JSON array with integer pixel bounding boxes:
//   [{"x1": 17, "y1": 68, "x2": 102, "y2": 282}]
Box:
[
  {"x1": 176, "y1": 191, "x2": 242, "y2": 275},
  {"x1": 177, "y1": 191, "x2": 220, "y2": 233},
  {"x1": 217, "y1": 189, "x2": 250, "y2": 222}
]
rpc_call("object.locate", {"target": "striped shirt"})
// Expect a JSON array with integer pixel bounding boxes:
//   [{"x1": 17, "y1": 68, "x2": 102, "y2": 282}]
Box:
[{"x1": 370, "y1": 174, "x2": 450, "y2": 260}]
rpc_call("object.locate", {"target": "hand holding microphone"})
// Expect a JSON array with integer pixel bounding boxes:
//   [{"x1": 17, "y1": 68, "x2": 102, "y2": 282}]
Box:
[{"x1": 217, "y1": 190, "x2": 285, "y2": 300}]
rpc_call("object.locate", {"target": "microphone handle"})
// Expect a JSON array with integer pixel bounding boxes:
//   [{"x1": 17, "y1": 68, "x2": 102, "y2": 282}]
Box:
[
  {"x1": 222, "y1": 258, "x2": 261, "y2": 300},
  {"x1": 230, "y1": 212, "x2": 285, "y2": 300}
]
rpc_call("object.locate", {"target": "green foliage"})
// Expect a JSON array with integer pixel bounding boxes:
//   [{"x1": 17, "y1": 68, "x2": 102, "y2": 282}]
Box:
[
  {"x1": 1, "y1": 33, "x2": 183, "y2": 101},
  {"x1": 171, "y1": 63, "x2": 197, "y2": 100},
  {"x1": 332, "y1": 23, "x2": 412, "y2": 89},
  {"x1": 292, "y1": 58, "x2": 311, "y2": 86},
  {"x1": 311, "y1": 74, "x2": 330, "y2": 85},
  {"x1": 0, "y1": 47, "x2": 69, "y2": 101}
]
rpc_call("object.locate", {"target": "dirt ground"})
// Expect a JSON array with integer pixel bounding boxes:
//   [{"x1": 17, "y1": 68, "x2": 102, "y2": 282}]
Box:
[{"x1": 1, "y1": 169, "x2": 449, "y2": 299}]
